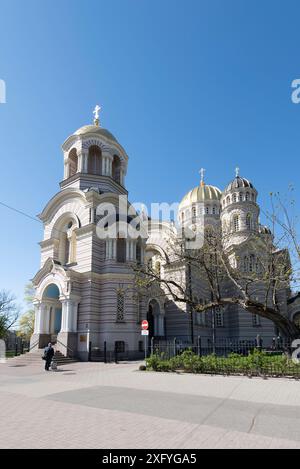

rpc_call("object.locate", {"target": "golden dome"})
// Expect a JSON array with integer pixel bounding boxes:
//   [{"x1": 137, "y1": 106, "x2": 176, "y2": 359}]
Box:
[{"x1": 179, "y1": 184, "x2": 222, "y2": 209}]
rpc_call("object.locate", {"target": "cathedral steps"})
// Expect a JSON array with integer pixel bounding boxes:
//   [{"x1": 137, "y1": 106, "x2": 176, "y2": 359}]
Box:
[{"x1": 5, "y1": 349, "x2": 78, "y2": 367}]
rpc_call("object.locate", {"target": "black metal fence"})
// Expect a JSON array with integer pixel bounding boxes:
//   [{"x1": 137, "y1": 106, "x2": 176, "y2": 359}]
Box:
[
  {"x1": 149, "y1": 336, "x2": 289, "y2": 359},
  {"x1": 89, "y1": 335, "x2": 293, "y2": 363},
  {"x1": 90, "y1": 342, "x2": 144, "y2": 363},
  {"x1": 5, "y1": 340, "x2": 30, "y2": 357}
]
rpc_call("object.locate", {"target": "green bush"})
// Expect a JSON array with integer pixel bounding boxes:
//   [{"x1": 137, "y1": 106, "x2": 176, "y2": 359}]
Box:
[{"x1": 145, "y1": 349, "x2": 300, "y2": 377}]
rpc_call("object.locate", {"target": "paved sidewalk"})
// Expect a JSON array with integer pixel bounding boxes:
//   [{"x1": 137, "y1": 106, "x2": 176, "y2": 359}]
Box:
[{"x1": 1, "y1": 360, "x2": 300, "y2": 448}]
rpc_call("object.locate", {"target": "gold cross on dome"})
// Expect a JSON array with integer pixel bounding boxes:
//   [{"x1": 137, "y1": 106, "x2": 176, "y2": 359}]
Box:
[
  {"x1": 199, "y1": 168, "x2": 206, "y2": 186},
  {"x1": 235, "y1": 166, "x2": 240, "y2": 177},
  {"x1": 93, "y1": 104, "x2": 101, "y2": 126}
]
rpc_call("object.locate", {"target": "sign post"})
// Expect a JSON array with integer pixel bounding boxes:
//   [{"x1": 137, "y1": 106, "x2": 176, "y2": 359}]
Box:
[{"x1": 141, "y1": 320, "x2": 149, "y2": 361}]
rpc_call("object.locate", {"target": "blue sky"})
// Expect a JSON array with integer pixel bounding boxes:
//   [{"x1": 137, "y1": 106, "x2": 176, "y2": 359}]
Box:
[{"x1": 0, "y1": 0, "x2": 300, "y2": 308}]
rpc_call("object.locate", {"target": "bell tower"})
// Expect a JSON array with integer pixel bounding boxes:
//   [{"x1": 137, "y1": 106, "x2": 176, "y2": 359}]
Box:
[
  {"x1": 220, "y1": 168, "x2": 259, "y2": 248},
  {"x1": 61, "y1": 105, "x2": 129, "y2": 195}
]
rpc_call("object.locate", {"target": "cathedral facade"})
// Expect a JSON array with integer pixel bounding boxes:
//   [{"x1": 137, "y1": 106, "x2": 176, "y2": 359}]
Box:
[{"x1": 30, "y1": 113, "x2": 300, "y2": 360}]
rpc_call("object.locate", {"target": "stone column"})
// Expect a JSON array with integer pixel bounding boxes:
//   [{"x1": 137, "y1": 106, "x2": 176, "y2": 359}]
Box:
[
  {"x1": 78, "y1": 151, "x2": 84, "y2": 173},
  {"x1": 60, "y1": 299, "x2": 79, "y2": 333},
  {"x1": 64, "y1": 161, "x2": 68, "y2": 179},
  {"x1": 40, "y1": 303, "x2": 50, "y2": 334},
  {"x1": 33, "y1": 301, "x2": 41, "y2": 334},
  {"x1": 102, "y1": 156, "x2": 107, "y2": 175},
  {"x1": 83, "y1": 150, "x2": 88, "y2": 173}
]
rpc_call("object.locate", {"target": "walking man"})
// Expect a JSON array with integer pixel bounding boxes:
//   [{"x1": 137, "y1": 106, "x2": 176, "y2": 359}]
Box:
[{"x1": 43, "y1": 343, "x2": 54, "y2": 371}]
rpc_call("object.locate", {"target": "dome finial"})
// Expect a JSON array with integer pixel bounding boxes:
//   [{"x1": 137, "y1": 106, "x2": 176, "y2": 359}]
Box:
[
  {"x1": 199, "y1": 168, "x2": 206, "y2": 187},
  {"x1": 235, "y1": 166, "x2": 240, "y2": 177},
  {"x1": 93, "y1": 104, "x2": 101, "y2": 126}
]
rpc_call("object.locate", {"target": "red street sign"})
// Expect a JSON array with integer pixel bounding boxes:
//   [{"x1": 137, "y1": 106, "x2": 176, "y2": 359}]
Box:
[{"x1": 141, "y1": 320, "x2": 149, "y2": 330}]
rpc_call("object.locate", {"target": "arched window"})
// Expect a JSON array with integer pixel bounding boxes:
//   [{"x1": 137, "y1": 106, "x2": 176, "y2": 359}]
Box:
[
  {"x1": 112, "y1": 155, "x2": 121, "y2": 184},
  {"x1": 68, "y1": 148, "x2": 78, "y2": 177},
  {"x1": 233, "y1": 194, "x2": 237, "y2": 203},
  {"x1": 206, "y1": 206, "x2": 209, "y2": 214},
  {"x1": 239, "y1": 193, "x2": 243, "y2": 202},
  {"x1": 233, "y1": 215, "x2": 240, "y2": 232},
  {"x1": 116, "y1": 237, "x2": 126, "y2": 263},
  {"x1": 212, "y1": 206, "x2": 216, "y2": 214},
  {"x1": 215, "y1": 309, "x2": 224, "y2": 327},
  {"x1": 136, "y1": 239, "x2": 142, "y2": 265},
  {"x1": 246, "y1": 213, "x2": 252, "y2": 230},
  {"x1": 192, "y1": 206, "x2": 196, "y2": 217},
  {"x1": 245, "y1": 192, "x2": 250, "y2": 201},
  {"x1": 249, "y1": 254, "x2": 255, "y2": 272},
  {"x1": 154, "y1": 261, "x2": 161, "y2": 277},
  {"x1": 58, "y1": 220, "x2": 76, "y2": 265},
  {"x1": 88, "y1": 145, "x2": 102, "y2": 175},
  {"x1": 116, "y1": 291, "x2": 125, "y2": 322},
  {"x1": 226, "y1": 196, "x2": 231, "y2": 205}
]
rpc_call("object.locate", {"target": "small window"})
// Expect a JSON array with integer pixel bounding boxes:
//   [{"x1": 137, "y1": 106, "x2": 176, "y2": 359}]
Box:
[
  {"x1": 206, "y1": 206, "x2": 209, "y2": 214},
  {"x1": 136, "y1": 239, "x2": 142, "y2": 265},
  {"x1": 116, "y1": 292, "x2": 125, "y2": 322},
  {"x1": 252, "y1": 314, "x2": 260, "y2": 327},
  {"x1": 239, "y1": 193, "x2": 243, "y2": 202},
  {"x1": 115, "y1": 341, "x2": 125, "y2": 353},
  {"x1": 249, "y1": 254, "x2": 255, "y2": 272},
  {"x1": 212, "y1": 206, "x2": 216, "y2": 214},
  {"x1": 233, "y1": 194, "x2": 237, "y2": 203},
  {"x1": 116, "y1": 237, "x2": 126, "y2": 263},
  {"x1": 246, "y1": 213, "x2": 252, "y2": 230},
  {"x1": 192, "y1": 206, "x2": 196, "y2": 217},
  {"x1": 245, "y1": 192, "x2": 250, "y2": 201},
  {"x1": 215, "y1": 310, "x2": 224, "y2": 327},
  {"x1": 233, "y1": 215, "x2": 240, "y2": 232}
]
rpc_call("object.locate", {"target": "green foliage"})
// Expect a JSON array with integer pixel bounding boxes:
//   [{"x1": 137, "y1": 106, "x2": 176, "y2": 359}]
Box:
[
  {"x1": 146, "y1": 349, "x2": 300, "y2": 377},
  {"x1": 0, "y1": 290, "x2": 20, "y2": 338},
  {"x1": 16, "y1": 283, "x2": 35, "y2": 340}
]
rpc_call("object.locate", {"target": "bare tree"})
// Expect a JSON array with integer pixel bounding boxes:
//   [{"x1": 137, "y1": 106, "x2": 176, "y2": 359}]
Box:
[
  {"x1": 0, "y1": 290, "x2": 20, "y2": 338},
  {"x1": 133, "y1": 220, "x2": 300, "y2": 340}
]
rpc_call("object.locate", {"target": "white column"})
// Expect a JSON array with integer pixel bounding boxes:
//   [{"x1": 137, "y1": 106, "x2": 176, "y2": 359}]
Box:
[
  {"x1": 33, "y1": 302, "x2": 41, "y2": 334},
  {"x1": 60, "y1": 299, "x2": 79, "y2": 333},
  {"x1": 78, "y1": 151, "x2": 84, "y2": 172},
  {"x1": 61, "y1": 299, "x2": 73, "y2": 333},
  {"x1": 64, "y1": 162, "x2": 68, "y2": 179},
  {"x1": 40, "y1": 303, "x2": 50, "y2": 333},
  {"x1": 102, "y1": 156, "x2": 107, "y2": 175},
  {"x1": 83, "y1": 151, "x2": 88, "y2": 173},
  {"x1": 112, "y1": 239, "x2": 116, "y2": 259}
]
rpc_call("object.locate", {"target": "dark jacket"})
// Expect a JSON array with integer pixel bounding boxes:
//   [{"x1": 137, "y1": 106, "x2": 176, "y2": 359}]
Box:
[{"x1": 44, "y1": 346, "x2": 54, "y2": 361}]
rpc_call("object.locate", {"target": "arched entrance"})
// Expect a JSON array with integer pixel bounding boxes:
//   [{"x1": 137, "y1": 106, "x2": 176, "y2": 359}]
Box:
[
  {"x1": 42, "y1": 284, "x2": 62, "y2": 342},
  {"x1": 147, "y1": 299, "x2": 165, "y2": 338}
]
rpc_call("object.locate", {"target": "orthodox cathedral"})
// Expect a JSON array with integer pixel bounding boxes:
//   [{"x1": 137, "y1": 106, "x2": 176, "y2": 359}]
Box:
[{"x1": 30, "y1": 108, "x2": 300, "y2": 360}]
